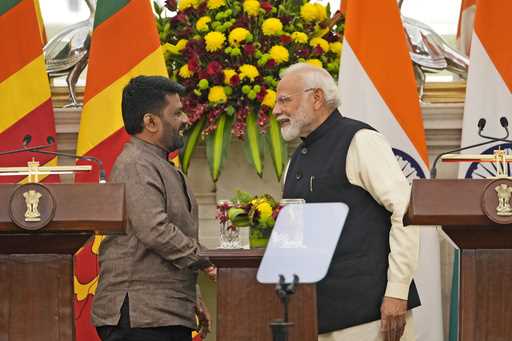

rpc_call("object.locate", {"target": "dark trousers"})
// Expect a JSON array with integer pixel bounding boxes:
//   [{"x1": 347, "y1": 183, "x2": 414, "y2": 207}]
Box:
[{"x1": 96, "y1": 296, "x2": 192, "y2": 341}]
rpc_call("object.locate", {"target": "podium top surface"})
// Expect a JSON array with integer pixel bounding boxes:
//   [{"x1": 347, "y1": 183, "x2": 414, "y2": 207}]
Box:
[
  {"x1": 0, "y1": 183, "x2": 125, "y2": 233},
  {"x1": 407, "y1": 179, "x2": 510, "y2": 226}
]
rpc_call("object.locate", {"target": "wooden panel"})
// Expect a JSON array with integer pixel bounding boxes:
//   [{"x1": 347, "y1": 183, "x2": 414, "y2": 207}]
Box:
[
  {"x1": 0, "y1": 255, "x2": 74, "y2": 341},
  {"x1": 203, "y1": 248, "x2": 265, "y2": 268},
  {"x1": 0, "y1": 183, "x2": 125, "y2": 233},
  {"x1": 217, "y1": 268, "x2": 316, "y2": 341},
  {"x1": 408, "y1": 179, "x2": 497, "y2": 226},
  {"x1": 443, "y1": 226, "x2": 512, "y2": 249},
  {"x1": 0, "y1": 233, "x2": 92, "y2": 254},
  {"x1": 459, "y1": 250, "x2": 512, "y2": 341}
]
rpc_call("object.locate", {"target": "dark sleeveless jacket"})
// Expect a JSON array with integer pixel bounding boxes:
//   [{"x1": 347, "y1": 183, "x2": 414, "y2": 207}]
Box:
[{"x1": 283, "y1": 111, "x2": 420, "y2": 334}]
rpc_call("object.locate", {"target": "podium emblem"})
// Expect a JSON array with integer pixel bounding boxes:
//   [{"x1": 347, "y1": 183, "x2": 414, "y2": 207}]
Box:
[
  {"x1": 482, "y1": 179, "x2": 512, "y2": 224},
  {"x1": 495, "y1": 184, "x2": 512, "y2": 216},
  {"x1": 23, "y1": 190, "x2": 43, "y2": 221},
  {"x1": 9, "y1": 183, "x2": 56, "y2": 231}
]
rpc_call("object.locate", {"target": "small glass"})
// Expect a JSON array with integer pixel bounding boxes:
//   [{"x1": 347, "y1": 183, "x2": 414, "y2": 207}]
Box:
[{"x1": 216, "y1": 200, "x2": 241, "y2": 249}]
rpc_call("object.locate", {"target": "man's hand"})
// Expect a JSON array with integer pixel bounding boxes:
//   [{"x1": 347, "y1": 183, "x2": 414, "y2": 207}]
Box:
[
  {"x1": 203, "y1": 265, "x2": 217, "y2": 282},
  {"x1": 195, "y1": 297, "x2": 211, "y2": 338},
  {"x1": 380, "y1": 296, "x2": 408, "y2": 341}
]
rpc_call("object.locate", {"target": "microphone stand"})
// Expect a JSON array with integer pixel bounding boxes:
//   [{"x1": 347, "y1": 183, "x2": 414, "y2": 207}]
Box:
[
  {"x1": 270, "y1": 274, "x2": 299, "y2": 341},
  {"x1": 430, "y1": 118, "x2": 512, "y2": 178}
]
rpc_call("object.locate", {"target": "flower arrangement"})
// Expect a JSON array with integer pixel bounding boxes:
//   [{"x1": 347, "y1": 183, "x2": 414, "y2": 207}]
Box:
[
  {"x1": 155, "y1": 0, "x2": 344, "y2": 181},
  {"x1": 216, "y1": 190, "x2": 281, "y2": 247}
]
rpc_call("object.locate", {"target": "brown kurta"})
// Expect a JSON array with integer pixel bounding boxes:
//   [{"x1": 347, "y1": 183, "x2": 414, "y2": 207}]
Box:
[{"x1": 92, "y1": 137, "x2": 204, "y2": 329}]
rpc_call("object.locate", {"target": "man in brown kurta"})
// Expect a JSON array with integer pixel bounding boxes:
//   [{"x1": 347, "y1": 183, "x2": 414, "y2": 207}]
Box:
[{"x1": 92, "y1": 76, "x2": 215, "y2": 341}]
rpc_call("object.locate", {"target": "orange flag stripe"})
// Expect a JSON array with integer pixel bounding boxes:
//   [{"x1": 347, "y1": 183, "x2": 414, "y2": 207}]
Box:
[
  {"x1": 344, "y1": 0, "x2": 428, "y2": 164},
  {"x1": 475, "y1": 1, "x2": 512, "y2": 93},
  {"x1": 0, "y1": 0, "x2": 43, "y2": 82},
  {"x1": 456, "y1": 0, "x2": 476, "y2": 38},
  {"x1": 84, "y1": 0, "x2": 163, "y2": 103}
]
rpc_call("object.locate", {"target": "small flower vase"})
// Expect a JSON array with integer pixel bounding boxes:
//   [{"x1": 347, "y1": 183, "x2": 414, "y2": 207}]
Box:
[{"x1": 249, "y1": 225, "x2": 271, "y2": 248}]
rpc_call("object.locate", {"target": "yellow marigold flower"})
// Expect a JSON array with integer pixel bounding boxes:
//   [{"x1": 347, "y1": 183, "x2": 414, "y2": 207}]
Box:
[
  {"x1": 314, "y1": 3, "x2": 327, "y2": 21},
  {"x1": 310, "y1": 37, "x2": 329, "y2": 53},
  {"x1": 300, "y1": 3, "x2": 318, "y2": 21},
  {"x1": 229, "y1": 27, "x2": 250, "y2": 45},
  {"x1": 262, "y1": 18, "x2": 283, "y2": 36},
  {"x1": 239, "y1": 64, "x2": 260, "y2": 81},
  {"x1": 204, "y1": 31, "x2": 226, "y2": 52},
  {"x1": 179, "y1": 64, "x2": 193, "y2": 78},
  {"x1": 256, "y1": 202, "x2": 273, "y2": 221},
  {"x1": 306, "y1": 59, "x2": 323, "y2": 68},
  {"x1": 178, "y1": 0, "x2": 199, "y2": 10},
  {"x1": 330, "y1": 41, "x2": 343, "y2": 55},
  {"x1": 243, "y1": 0, "x2": 260, "y2": 16},
  {"x1": 262, "y1": 89, "x2": 276, "y2": 108},
  {"x1": 208, "y1": 86, "x2": 227, "y2": 103},
  {"x1": 223, "y1": 69, "x2": 237, "y2": 85},
  {"x1": 269, "y1": 45, "x2": 289, "y2": 64},
  {"x1": 196, "y1": 16, "x2": 211, "y2": 32},
  {"x1": 291, "y1": 31, "x2": 308, "y2": 44},
  {"x1": 207, "y1": 0, "x2": 225, "y2": 9}
]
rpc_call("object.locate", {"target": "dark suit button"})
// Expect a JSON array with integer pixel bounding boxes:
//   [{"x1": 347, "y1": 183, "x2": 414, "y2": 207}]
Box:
[
  {"x1": 296, "y1": 172, "x2": 302, "y2": 180},
  {"x1": 301, "y1": 147, "x2": 308, "y2": 155}
]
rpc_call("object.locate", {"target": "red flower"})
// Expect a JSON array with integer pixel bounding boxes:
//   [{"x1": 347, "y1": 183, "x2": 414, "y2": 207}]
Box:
[
  {"x1": 207, "y1": 61, "x2": 223, "y2": 76},
  {"x1": 243, "y1": 44, "x2": 256, "y2": 56},
  {"x1": 188, "y1": 54, "x2": 200, "y2": 73},
  {"x1": 313, "y1": 45, "x2": 324, "y2": 55},
  {"x1": 165, "y1": 0, "x2": 177, "y2": 11},
  {"x1": 261, "y1": 2, "x2": 273, "y2": 12},
  {"x1": 230, "y1": 74, "x2": 241, "y2": 86},
  {"x1": 280, "y1": 35, "x2": 292, "y2": 45},
  {"x1": 265, "y1": 59, "x2": 277, "y2": 69}
]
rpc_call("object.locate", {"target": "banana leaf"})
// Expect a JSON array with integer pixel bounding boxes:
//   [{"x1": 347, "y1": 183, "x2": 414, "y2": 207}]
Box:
[
  {"x1": 180, "y1": 116, "x2": 206, "y2": 175},
  {"x1": 265, "y1": 114, "x2": 288, "y2": 180},
  {"x1": 243, "y1": 111, "x2": 264, "y2": 177},
  {"x1": 206, "y1": 113, "x2": 234, "y2": 182}
]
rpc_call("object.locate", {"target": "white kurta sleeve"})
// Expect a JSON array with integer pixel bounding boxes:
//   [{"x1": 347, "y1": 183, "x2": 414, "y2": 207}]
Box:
[{"x1": 346, "y1": 129, "x2": 420, "y2": 300}]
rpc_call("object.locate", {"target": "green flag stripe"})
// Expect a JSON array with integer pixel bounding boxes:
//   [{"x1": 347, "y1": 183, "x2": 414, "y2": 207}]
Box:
[
  {"x1": 0, "y1": 0, "x2": 21, "y2": 16},
  {"x1": 93, "y1": 0, "x2": 129, "y2": 28},
  {"x1": 448, "y1": 250, "x2": 460, "y2": 341}
]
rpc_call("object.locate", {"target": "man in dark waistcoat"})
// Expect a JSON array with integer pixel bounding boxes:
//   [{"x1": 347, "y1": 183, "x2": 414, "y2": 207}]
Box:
[
  {"x1": 92, "y1": 76, "x2": 216, "y2": 341},
  {"x1": 273, "y1": 63, "x2": 421, "y2": 341}
]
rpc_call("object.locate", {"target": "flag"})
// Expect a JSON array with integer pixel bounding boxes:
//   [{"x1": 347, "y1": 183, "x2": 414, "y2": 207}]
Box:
[
  {"x1": 0, "y1": 0, "x2": 58, "y2": 184},
  {"x1": 458, "y1": 1, "x2": 512, "y2": 179},
  {"x1": 338, "y1": 1, "x2": 443, "y2": 340},
  {"x1": 456, "y1": 3, "x2": 512, "y2": 339},
  {"x1": 456, "y1": 0, "x2": 476, "y2": 56},
  {"x1": 73, "y1": 1, "x2": 168, "y2": 340}
]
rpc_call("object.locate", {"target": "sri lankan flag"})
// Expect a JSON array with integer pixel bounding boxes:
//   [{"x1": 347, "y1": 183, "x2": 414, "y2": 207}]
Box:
[
  {"x1": 0, "y1": 0, "x2": 58, "y2": 184},
  {"x1": 73, "y1": 1, "x2": 168, "y2": 340}
]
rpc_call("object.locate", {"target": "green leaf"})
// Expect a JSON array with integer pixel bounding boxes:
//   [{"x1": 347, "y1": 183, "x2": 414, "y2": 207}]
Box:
[
  {"x1": 266, "y1": 114, "x2": 288, "y2": 180},
  {"x1": 180, "y1": 116, "x2": 206, "y2": 174},
  {"x1": 243, "y1": 111, "x2": 264, "y2": 177},
  {"x1": 227, "y1": 207, "x2": 250, "y2": 227},
  {"x1": 206, "y1": 114, "x2": 234, "y2": 182}
]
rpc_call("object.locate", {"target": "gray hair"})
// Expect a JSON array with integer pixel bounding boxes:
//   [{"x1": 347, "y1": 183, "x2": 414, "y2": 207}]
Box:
[{"x1": 280, "y1": 63, "x2": 340, "y2": 109}]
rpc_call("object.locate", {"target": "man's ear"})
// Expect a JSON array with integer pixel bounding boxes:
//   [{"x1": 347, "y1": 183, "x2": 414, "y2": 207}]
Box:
[
  {"x1": 313, "y1": 88, "x2": 325, "y2": 110},
  {"x1": 143, "y1": 113, "x2": 159, "y2": 133}
]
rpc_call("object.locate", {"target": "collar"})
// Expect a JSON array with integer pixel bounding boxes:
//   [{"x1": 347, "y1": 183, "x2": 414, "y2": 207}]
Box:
[
  {"x1": 301, "y1": 109, "x2": 342, "y2": 147},
  {"x1": 131, "y1": 136, "x2": 169, "y2": 160}
]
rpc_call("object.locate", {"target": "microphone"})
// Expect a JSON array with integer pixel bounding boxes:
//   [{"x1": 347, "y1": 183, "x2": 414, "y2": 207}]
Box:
[
  {"x1": 25, "y1": 136, "x2": 107, "y2": 183},
  {"x1": 22, "y1": 134, "x2": 32, "y2": 147},
  {"x1": 430, "y1": 117, "x2": 512, "y2": 178},
  {"x1": 477, "y1": 118, "x2": 486, "y2": 133}
]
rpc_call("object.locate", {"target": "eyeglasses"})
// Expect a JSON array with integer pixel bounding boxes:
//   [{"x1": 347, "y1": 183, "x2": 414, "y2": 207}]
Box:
[{"x1": 275, "y1": 88, "x2": 316, "y2": 106}]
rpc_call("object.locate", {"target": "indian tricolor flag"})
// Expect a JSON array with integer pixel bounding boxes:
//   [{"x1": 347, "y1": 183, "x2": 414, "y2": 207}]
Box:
[
  {"x1": 338, "y1": 0, "x2": 443, "y2": 340},
  {"x1": 459, "y1": 0, "x2": 512, "y2": 179},
  {"x1": 0, "y1": 0, "x2": 58, "y2": 184},
  {"x1": 456, "y1": 0, "x2": 477, "y2": 56},
  {"x1": 73, "y1": 1, "x2": 167, "y2": 340}
]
